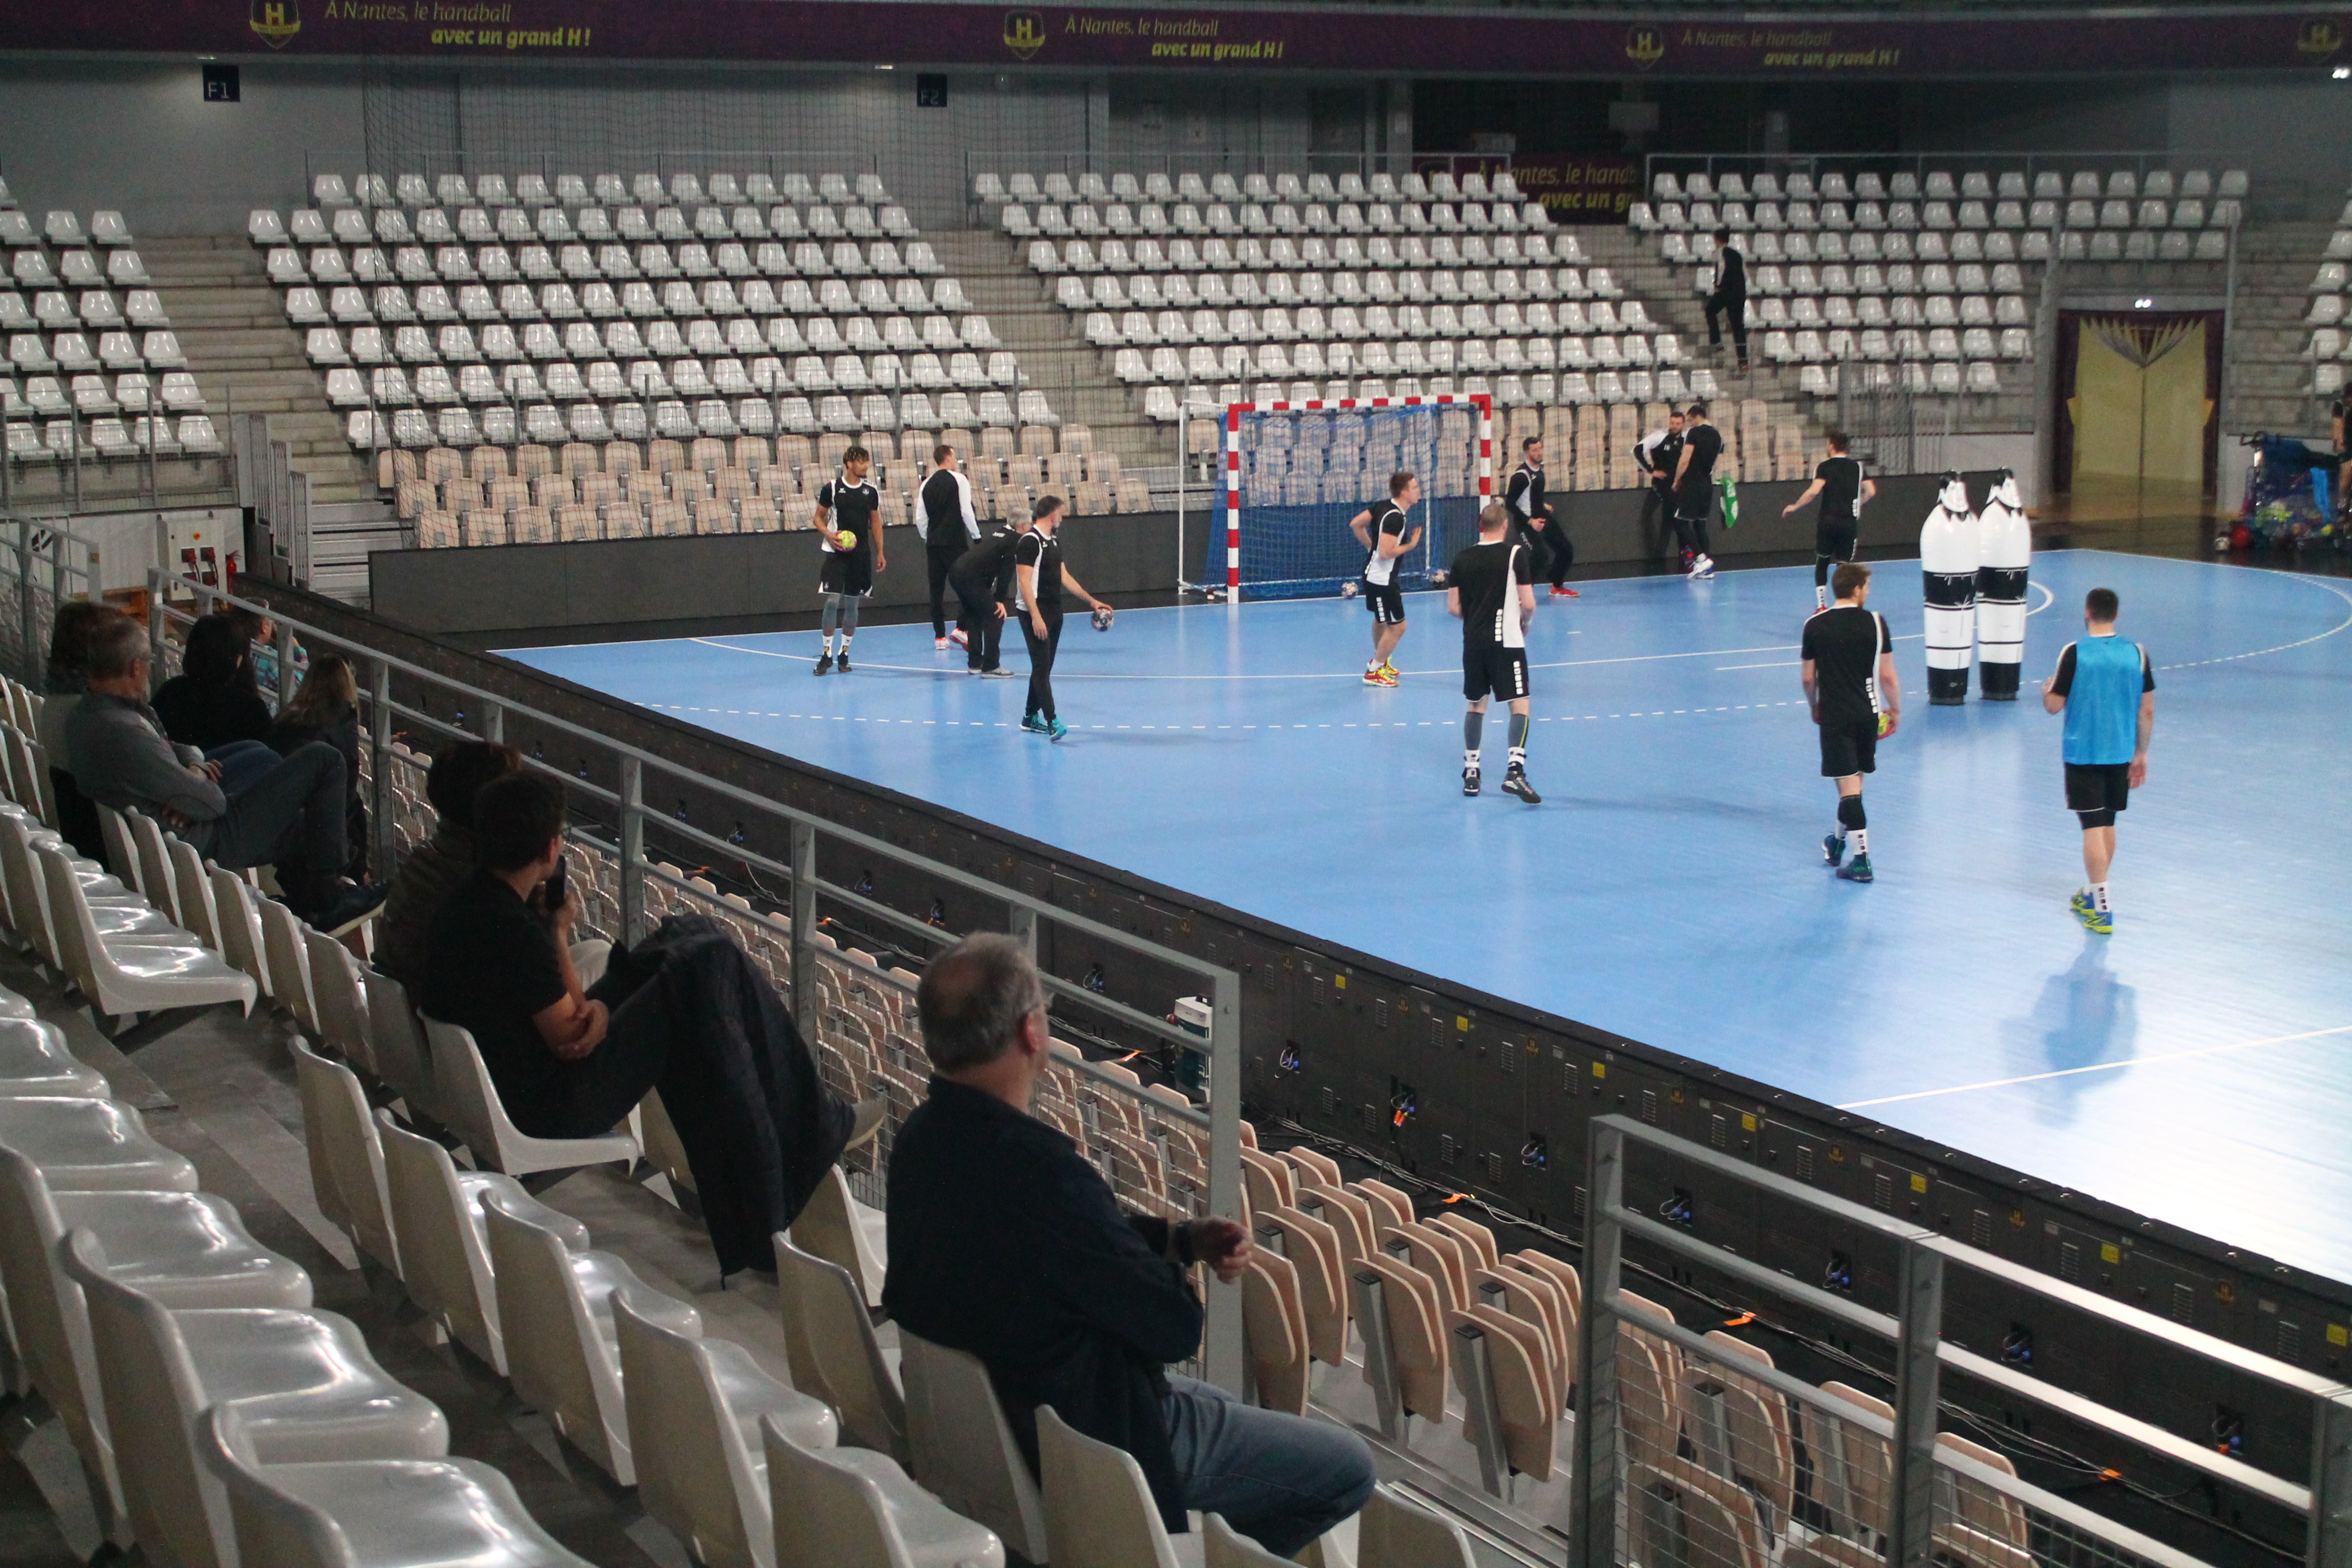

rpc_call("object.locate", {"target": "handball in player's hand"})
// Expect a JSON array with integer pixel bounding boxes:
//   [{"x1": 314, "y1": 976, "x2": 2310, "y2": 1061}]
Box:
[
  {"x1": 1092, "y1": 605, "x2": 1115, "y2": 632},
  {"x1": 1878, "y1": 712, "x2": 1894, "y2": 737},
  {"x1": 834, "y1": 530, "x2": 857, "y2": 550}
]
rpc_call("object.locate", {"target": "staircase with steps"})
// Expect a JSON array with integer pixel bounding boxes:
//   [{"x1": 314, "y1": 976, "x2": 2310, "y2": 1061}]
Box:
[
  {"x1": 925, "y1": 230, "x2": 1179, "y2": 478},
  {"x1": 2221, "y1": 219, "x2": 2334, "y2": 439}
]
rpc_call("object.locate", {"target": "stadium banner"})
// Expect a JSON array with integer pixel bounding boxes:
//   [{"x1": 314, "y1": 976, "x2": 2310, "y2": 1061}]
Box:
[
  {"x1": 1507, "y1": 157, "x2": 1641, "y2": 226},
  {"x1": 5, "y1": 0, "x2": 2346, "y2": 73}
]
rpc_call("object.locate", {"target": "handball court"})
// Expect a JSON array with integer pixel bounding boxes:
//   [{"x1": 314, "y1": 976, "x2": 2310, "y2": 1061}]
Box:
[{"x1": 505, "y1": 549, "x2": 2352, "y2": 1287}]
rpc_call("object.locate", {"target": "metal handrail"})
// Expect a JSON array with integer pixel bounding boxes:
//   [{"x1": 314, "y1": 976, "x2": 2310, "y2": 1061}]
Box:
[{"x1": 1569, "y1": 1114, "x2": 2352, "y2": 1568}]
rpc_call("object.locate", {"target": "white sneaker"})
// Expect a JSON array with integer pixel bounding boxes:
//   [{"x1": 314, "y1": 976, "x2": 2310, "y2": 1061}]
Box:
[
  {"x1": 935, "y1": 636, "x2": 949, "y2": 650},
  {"x1": 1691, "y1": 554, "x2": 1716, "y2": 578}
]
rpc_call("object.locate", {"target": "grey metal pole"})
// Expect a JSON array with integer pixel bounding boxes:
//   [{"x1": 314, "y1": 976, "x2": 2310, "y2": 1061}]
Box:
[
  {"x1": 146, "y1": 568, "x2": 166, "y2": 677},
  {"x1": 1008, "y1": 903, "x2": 1037, "y2": 960},
  {"x1": 480, "y1": 700, "x2": 503, "y2": 742},
  {"x1": 2308, "y1": 1392, "x2": 2352, "y2": 1568},
  {"x1": 1455, "y1": 1320, "x2": 1507, "y2": 1498},
  {"x1": 276, "y1": 618, "x2": 297, "y2": 707},
  {"x1": 1887, "y1": 1239, "x2": 1946, "y2": 1568},
  {"x1": 1202, "y1": 962, "x2": 1245, "y2": 1394},
  {"x1": 15, "y1": 522, "x2": 34, "y2": 685},
  {"x1": 369, "y1": 657, "x2": 396, "y2": 883},
  {"x1": 1569, "y1": 1119, "x2": 1629, "y2": 1568},
  {"x1": 790, "y1": 818, "x2": 818, "y2": 1044},
  {"x1": 617, "y1": 755, "x2": 646, "y2": 946},
  {"x1": 1349, "y1": 1268, "x2": 1404, "y2": 1441}
]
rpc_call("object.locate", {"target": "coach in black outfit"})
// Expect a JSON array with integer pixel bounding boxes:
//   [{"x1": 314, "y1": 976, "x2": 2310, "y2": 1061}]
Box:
[
  {"x1": 918, "y1": 445, "x2": 982, "y2": 648},
  {"x1": 1703, "y1": 227, "x2": 1749, "y2": 373}
]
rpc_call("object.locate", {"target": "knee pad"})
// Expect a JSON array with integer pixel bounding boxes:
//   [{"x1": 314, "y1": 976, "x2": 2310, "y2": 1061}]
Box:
[
  {"x1": 2076, "y1": 808, "x2": 2115, "y2": 831},
  {"x1": 1837, "y1": 794, "x2": 1867, "y2": 831}
]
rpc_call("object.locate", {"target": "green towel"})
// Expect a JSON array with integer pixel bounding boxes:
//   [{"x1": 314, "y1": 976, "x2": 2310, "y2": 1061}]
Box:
[{"x1": 1718, "y1": 473, "x2": 1739, "y2": 531}]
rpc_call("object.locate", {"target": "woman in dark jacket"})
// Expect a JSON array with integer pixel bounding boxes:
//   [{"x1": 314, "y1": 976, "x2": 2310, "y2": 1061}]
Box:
[
  {"x1": 268, "y1": 653, "x2": 369, "y2": 880},
  {"x1": 154, "y1": 614, "x2": 273, "y2": 754}
]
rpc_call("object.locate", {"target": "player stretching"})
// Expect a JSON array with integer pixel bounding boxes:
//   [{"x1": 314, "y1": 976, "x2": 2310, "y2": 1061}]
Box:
[
  {"x1": 2042, "y1": 587, "x2": 2154, "y2": 934},
  {"x1": 1449, "y1": 503, "x2": 1540, "y2": 803},
  {"x1": 1505, "y1": 437, "x2": 1578, "y2": 597},
  {"x1": 1348, "y1": 471, "x2": 1422, "y2": 687},
  {"x1": 1782, "y1": 430, "x2": 1876, "y2": 610},
  {"x1": 1801, "y1": 562, "x2": 1898, "y2": 883},
  {"x1": 813, "y1": 445, "x2": 885, "y2": 675},
  {"x1": 1669, "y1": 403, "x2": 1722, "y2": 579}
]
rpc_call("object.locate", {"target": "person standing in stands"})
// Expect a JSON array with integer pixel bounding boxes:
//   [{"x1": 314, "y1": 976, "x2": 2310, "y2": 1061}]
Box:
[
  {"x1": 919, "y1": 445, "x2": 983, "y2": 652},
  {"x1": 1703, "y1": 227, "x2": 1749, "y2": 375},
  {"x1": 814, "y1": 445, "x2": 885, "y2": 676},
  {"x1": 1015, "y1": 495, "x2": 1113, "y2": 741},
  {"x1": 886, "y1": 934, "x2": 1375, "y2": 1558}
]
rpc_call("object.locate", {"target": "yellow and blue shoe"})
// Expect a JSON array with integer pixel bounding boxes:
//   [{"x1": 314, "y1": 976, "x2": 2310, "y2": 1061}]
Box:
[{"x1": 2071, "y1": 891, "x2": 2113, "y2": 934}]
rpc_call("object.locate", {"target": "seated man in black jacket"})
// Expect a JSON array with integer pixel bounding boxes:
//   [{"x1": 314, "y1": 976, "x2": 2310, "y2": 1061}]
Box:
[{"x1": 885, "y1": 935, "x2": 1374, "y2": 1558}]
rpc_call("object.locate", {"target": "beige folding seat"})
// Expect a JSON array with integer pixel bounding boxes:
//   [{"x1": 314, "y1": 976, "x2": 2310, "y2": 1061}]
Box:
[
  {"x1": 1358, "y1": 1484, "x2": 1476, "y2": 1568},
  {"x1": 899, "y1": 1329, "x2": 1049, "y2": 1565},
  {"x1": 1241, "y1": 1250, "x2": 1310, "y2": 1414},
  {"x1": 1352, "y1": 1250, "x2": 1448, "y2": 1423},
  {"x1": 1259, "y1": 1205, "x2": 1348, "y2": 1364},
  {"x1": 765, "y1": 1415, "x2": 1005, "y2": 1568},
  {"x1": 1446, "y1": 1300, "x2": 1556, "y2": 1482}
]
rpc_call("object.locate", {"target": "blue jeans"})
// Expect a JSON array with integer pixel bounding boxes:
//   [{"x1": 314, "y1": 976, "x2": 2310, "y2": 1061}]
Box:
[
  {"x1": 1162, "y1": 1374, "x2": 1375, "y2": 1558},
  {"x1": 205, "y1": 740, "x2": 279, "y2": 794}
]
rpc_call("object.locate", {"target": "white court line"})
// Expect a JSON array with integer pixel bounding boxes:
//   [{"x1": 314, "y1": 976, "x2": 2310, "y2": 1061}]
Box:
[{"x1": 1837, "y1": 1022, "x2": 2352, "y2": 1110}]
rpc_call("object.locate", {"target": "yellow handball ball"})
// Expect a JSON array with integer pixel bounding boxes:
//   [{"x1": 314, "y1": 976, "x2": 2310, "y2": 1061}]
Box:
[
  {"x1": 1877, "y1": 711, "x2": 1893, "y2": 737},
  {"x1": 835, "y1": 530, "x2": 857, "y2": 550}
]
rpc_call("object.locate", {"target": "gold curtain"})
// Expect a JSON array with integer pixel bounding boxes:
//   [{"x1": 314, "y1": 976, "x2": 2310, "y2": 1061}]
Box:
[{"x1": 2066, "y1": 318, "x2": 2212, "y2": 487}]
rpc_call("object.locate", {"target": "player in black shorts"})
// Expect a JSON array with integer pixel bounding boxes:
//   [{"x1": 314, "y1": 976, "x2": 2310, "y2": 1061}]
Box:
[
  {"x1": 1668, "y1": 403, "x2": 1722, "y2": 578},
  {"x1": 1348, "y1": 471, "x2": 1422, "y2": 687},
  {"x1": 1800, "y1": 561, "x2": 1900, "y2": 883},
  {"x1": 1447, "y1": 503, "x2": 1540, "y2": 803},
  {"x1": 1781, "y1": 429, "x2": 1877, "y2": 609},
  {"x1": 814, "y1": 445, "x2": 886, "y2": 674}
]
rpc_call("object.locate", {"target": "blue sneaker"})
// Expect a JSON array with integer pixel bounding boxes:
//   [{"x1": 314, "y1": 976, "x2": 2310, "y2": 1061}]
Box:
[
  {"x1": 1021, "y1": 714, "x2": 1050, "y2": 734},
  {"x1": 1822, "y1": 832, "x2": 1845, "y2": 867},
  {"x1": 1046, "y1": 717, "x2": 1070, "y2": 741},
  {"x1": 1836, "y1": 853, "x2": 1874, "y2": 884},
  {"x1": 2072, "y1": 892, "x2": 2113, "y2": 934}
]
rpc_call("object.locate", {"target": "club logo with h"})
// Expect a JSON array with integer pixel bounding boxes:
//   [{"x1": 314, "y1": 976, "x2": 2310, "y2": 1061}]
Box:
[
  {"x1": 1003, "y1": 9, "x2": 1046, "y2": 61},
  {"x1": 2295, "y1": 19, "x2": 2342, "y2": 58},
  {"x1": 250, "y1": 0, "x2": 301, "y2": 48},
  {"x1": 1624, "y1": 25, "x2": 1665, "y2": 69}
]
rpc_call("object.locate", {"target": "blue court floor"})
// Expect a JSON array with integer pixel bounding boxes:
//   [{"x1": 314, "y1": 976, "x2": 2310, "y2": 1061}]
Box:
[{"x1": 506, "y1": 551, "x2": 2352, "y2": 1284}]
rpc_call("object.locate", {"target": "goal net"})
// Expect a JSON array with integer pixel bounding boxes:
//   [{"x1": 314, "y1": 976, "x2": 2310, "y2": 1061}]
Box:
[{"x1": 1198, "y1": 395, "x2": 1493, "y2": 600}]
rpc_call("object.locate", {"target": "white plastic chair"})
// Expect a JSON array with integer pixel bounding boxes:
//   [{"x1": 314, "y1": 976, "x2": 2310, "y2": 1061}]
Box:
[
  {"x1": 774, "y1": 1230, "x2": 906, "y2": 1459},
  {"x1": 900, "y1": 1329, "x2": 1049, "y2": 1564},
  {"x1": 259, "y1": 896, "x2": 319, "y2": 1030},
  {"x1": 0, "y1": 1016, "x2": 106, "y2": 1096},
  {"x1": 40, "y1": 845, "x2": 255, "y2": 1021},
  {"x1": 422, "y1": 1017, "x2": 639, "y2": 1178},
  {"x1": 613, "y1": 1283, "x2": 840, "y2": 1568},
  {"x1": 1038, "y1": 1403, "x2": 1201, "y2": 1568},
  {"x1": 360, "y1": 967, "x2": 437, "y2": 1120},
  {"x1": 764, "y1": 1417, "x2": 1007, "y2": 1568},
  {"x1": 304, "y1": 928, "x2": 375, "y2": 1076},
  {"x1": 0, "y1": 1094, "x2": 198, "y2": 1190},
  {"x1": 0, "y1": 1145, "x2": 309, "y2": 1544},
  {"x1": 62, "y1": 1228, "x2": 449, "y2": 1568},
  {"x1": 290, "y1": 1041, "x2": 400, "y2": 1276},
  {"x1": 1204, "y1": 1515, "x2": 1288, "y2": 1568},
  {"x1": 167, "y1": 838, "x2": 221, "y2": 951},
  {"x1": 375, "y1": 1110, "x2": 583, "y2": 1376},
  {"x1": 208, "y1": 864, "x2": 274, "y2": 996},
  {"x1": 1357, "y1": 1484, "x2": 1476, "y2": 1568},
  {"x1": 792, "y1": 1163, "x2": 889, "y2": 1308},
  {"x1": 198, "y1": 1404, "x2": 596, "y2": 1568},
  {"x1": 481, "y1": 1186, "x2": 690, "y2": 1484}
]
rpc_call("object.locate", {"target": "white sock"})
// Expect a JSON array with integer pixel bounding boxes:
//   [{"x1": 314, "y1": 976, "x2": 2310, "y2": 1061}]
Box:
[
  {"x1": 823, "y1": 631, "x2": 836, "y2": 655},
  {"x1": 1816, "y1": 584, "x2": 1829, "y2": 609},
  {"x1": 1850, "y1": 828, "x2": 1868, "y2": 855},
  {"x1": 1508, "y1": 746, "x2": 1527, "y2": 770},
  {"x1": 1463, "y1": 749, "x2": 1480, "y2": 770},
  {"x1": 2089, "y1": 881, "x2": 2111, "y2": 912}
]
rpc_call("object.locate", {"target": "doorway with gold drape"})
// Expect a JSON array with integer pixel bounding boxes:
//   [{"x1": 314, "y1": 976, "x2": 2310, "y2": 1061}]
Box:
[{"x1": 2052, "y1": 311, "x2": 2223, "y2": 522}]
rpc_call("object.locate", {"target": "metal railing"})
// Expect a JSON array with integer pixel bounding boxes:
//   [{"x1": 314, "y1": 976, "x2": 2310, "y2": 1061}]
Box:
[
  {"x1": 139, "y1": 565, "x2": 1250, "y2": 1389},
  {"x1": 0, "y1": 515, "x2": 107, "y2": 685},
  {"x1": 1569, "y1": 1114, "x2": 2351, "y2": 1568}
]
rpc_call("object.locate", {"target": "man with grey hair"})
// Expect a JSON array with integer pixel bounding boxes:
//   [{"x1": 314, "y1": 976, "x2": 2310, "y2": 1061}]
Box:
[
  {"x1": 63, "y1": 613, "x2": 378, "y2": 929},
  {"x1": 885, "y1": 934, "x2": 1374, "y2": 1558}
]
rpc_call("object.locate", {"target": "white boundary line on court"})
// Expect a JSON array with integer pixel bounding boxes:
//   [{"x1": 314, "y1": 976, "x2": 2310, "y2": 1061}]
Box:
[{"x1": 1837, "y1": 1022, "x2": 2352, "y2": 1109}]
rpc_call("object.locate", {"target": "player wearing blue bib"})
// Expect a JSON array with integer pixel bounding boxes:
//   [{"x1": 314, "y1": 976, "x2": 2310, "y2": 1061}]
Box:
[{"x1": 2042, "y1": 587, "x2": 2155, "y2": 934}]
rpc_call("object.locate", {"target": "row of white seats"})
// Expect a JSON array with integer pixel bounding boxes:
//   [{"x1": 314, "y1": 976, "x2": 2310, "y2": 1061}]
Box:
[
  {"x1": 1636, "y1": 196, "x2": 2237, "y2": 235},
  {"x1": 263, "y1": 237, "x2": 943, "y2": 285},
  {"x1": 287, "y1": 279, "x2": 970, "y2": 330},
  {"x1": 333, "y1": 351, "x2": 1021, "y2": 405},
  {"x1": 1052, "y1": 266, "x2": 1619, "y2": 310},
  {"x1": 307, "y1": 168, "x2": 888, "y2": 210},
  {"x1": 978, "y1": 166, "x2": 1523, "y2": 206},
  {"x1": 1763, "y1": 326, "x2": 2030, "y2": 362},
  {"x1": 305, "y1": 313, "x2": 995, "y2": 361},
  {"x1": 1044, "y1": 228, "x2": 1581, "y2": 275},
  {"x1": 9, "y1": 247, "x2": 153, "y2": 290},
  {"x1": 1654, "y1": 167, "x2": 2245, "y2": 203},
  {"x1": 1086, "y1": 301, "x2": 1664, "y2": 342},
  {"x1": 1004, "y1": 199, "x2": 1547, "y2": 241},
  {"x1": 9, "y1": 330, "x2": 186, "y2": 372},
  {"x1": 257, "y1": 200, "x2": 916, "y2": 249},
  {"x1": 6, "y1": 371, "x2": 205, "y2": 416},
  {"x1": 351, "y1": 389, "x2": 1043, "y2": 448},
  {"x1": 0, "y1": 209, "x2": 136, "y2": 248},
  {"x1": 1664, "y1": 226, "x2": 2038, "y2": 267},
  {"x1": 1806, "y1": 361, "x2": 2010, "y2": 396},
  {"x1": 4, "y1": 288, "x2": 170, "y2": 331},
  {"x1": 1118, "y1": 337, "x2": 1697, "y2": 382},
  {"x1": 2305, "y1": 326, "x2": 2352, "y2": 357},
  {"x1": 1749, "y1": 295, "x2": 2031, "y2": 330},
  {"x1": 4, "y1": 415, "x2": 221, "y2": 460},
  {"x1": 1140, "y1": 370, "x2": 1725, "y2": 419},
  {"x1": 1751, "y1": 261, "x2": 2029, "y2": 296}
]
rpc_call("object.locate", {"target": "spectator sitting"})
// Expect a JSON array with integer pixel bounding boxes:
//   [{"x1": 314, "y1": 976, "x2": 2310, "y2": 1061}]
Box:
[
  {"x1": 885, "y1": 934, "x2": 1374, "y2": 1559},
  {"x1": 374, "y1": 739, "x2": 518, "y2": 990},
  {"x1": 37, "y1": 601, "x2": 124, "y2": 863},
  {"x1": 64, "y1": 613, "x2": 379, "y2": 930},
  {"x1": 226, "y1": 604, "x2": 302, "y2": 698},
  {"x1": 268, "y1": 654, "x2": 368, "y2": 881},
  {"x1": 153, "y1": 614, "x2": 277, "y2": 792},
  {"x1": 419, "y1": 774, "x2": 882, "y2": 1277}
]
